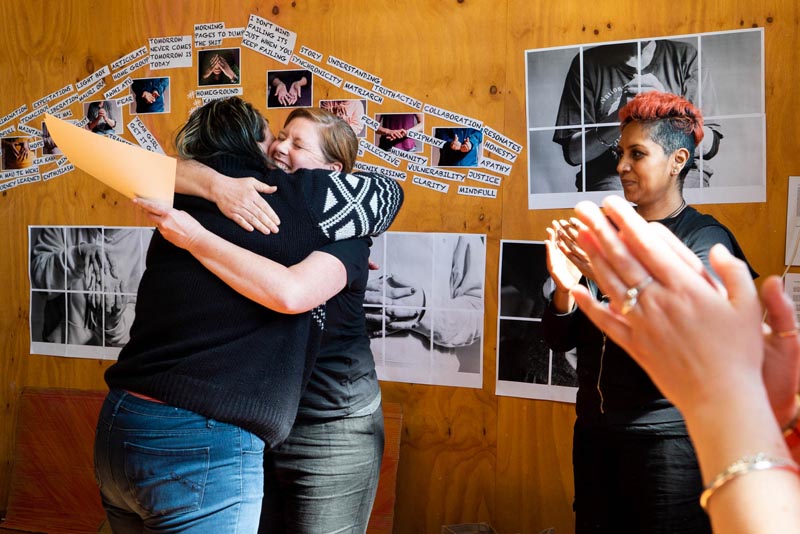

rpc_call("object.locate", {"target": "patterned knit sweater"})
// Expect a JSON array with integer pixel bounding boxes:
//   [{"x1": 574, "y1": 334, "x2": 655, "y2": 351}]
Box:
[{"x1": 105, "y1": 154, "x2": 403, "y2": 447}]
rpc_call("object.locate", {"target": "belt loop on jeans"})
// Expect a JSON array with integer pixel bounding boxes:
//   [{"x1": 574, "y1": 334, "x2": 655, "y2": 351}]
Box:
[{"x1": 109, "y1": 389, "x2": 128, "y2": 418}]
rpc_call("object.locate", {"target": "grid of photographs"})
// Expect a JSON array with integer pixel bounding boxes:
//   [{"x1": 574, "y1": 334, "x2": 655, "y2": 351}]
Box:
[
  {"x1": 29, "y1": 226, "x2": 154, "y2": 359},
  {"x1": 525, "y1": 28, "x2": 765, "y2": 209},
  {"x1": 496, "y1": 240, "x2": 578, "y2": 403},
  {"x1": 367, "y1": 231, "x2": 486, "y2": 388}
]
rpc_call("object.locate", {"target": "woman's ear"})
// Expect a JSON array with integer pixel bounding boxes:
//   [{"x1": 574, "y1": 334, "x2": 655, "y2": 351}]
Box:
[
  {"x1": 329, "y1": 161, "x2": 343, "y2": 172},
  {"x1": 673, "y1": 147, "x2": 690, "y2": 168}
]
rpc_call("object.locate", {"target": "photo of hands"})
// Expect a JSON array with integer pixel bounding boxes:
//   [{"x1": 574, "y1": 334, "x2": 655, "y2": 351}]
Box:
[
  {"x1": 1, "y1": 137, "x2": 34, "y2": 170},
  {"x1": 525, "y1": 29, "x2": 765, "y2": 208},
  {"x1": 29, "y1": 226, "x2": 153, "y2": 359},
  {"x1": 267, "y1": 69, "x2": 312, "y2": 108},
  {"x1": 319, "y1": 99, "x2": 366, "y2": 137},
  {"x1": 84, "y1": 100, "x2": 123, "y2": 136},
  {"x1": 431, "y1": 126, "x2": 483, "y2": 167},
  {"x1": 366, "y1": 231, "x2": 485, "y2": 388}
]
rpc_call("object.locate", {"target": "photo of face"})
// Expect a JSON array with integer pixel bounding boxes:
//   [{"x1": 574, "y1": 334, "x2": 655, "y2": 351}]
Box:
[{"x1": 198, "y1": 48, "x2": 241, "y2": 86}]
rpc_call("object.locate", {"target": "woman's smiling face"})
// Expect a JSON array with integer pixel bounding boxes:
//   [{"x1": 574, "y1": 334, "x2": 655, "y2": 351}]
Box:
[
  {"x1": 615, "y1": 121, "x2": 676, "y2": 208},
  {"x1": 269, "y1": 117, "x2": 335, "y2": 173}
]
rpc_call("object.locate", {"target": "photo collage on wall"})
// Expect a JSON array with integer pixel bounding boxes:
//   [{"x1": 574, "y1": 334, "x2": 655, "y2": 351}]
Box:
[
  {"x1": 28, "y1": 226, "x2": 154, "y2": 360},
  {"x1": 496, "y1": 240, "x2": 577, "y2": 403},
  {"x1": 2, "y1": 14, "x2": 523, "y2": 390},
  {"x1": 367, "y1": 231, "x2": 486, "y2": 389},
  {"x1": 525, "y1": 28, "x2": 765, "y2": 210}
]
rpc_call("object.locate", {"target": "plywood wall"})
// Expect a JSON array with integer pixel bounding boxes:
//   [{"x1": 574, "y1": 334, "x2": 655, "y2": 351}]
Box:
[{"x1": 0, "y1": 1, "x2": 797, "y2": 533}]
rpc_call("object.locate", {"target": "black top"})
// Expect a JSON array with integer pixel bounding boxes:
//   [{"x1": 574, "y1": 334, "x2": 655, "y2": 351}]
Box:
[
  {"x1": 543, "y1": 206, "x2": 755, "y2": 433},
  {"x1": 105, "y1": 155, "x2": 403, "y2": 447},
  {"x1": 297, "y1": 237, "x2": 379, "y2": 420}
]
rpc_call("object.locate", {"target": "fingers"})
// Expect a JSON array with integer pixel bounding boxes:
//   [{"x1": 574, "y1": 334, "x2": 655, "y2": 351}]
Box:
[
  {"x1": 229, "y1": 205, "x2": 279, "y2": 234},
  {"x1": 252, "y1": 181, "x2": 278, "y2": 196},
  {"x1": 365, "y1": 274, "x2": 385, "y2": 293},
  {"x1": 384, "y1": 272, "x2": 416, "y2": 288},
  {"x1": 592, "y1": 196, "x2": 696, "y2": 286},
  {"x1": 385, "y1": 319, "x2": 418, "y2": 330},
  {"x1": 573, "y1": 200, "x2": 650, "y2": 298},
  {"x1": 708, "y1": 244, "x2": 758, "y2": 315},
  {"x1": 649, "y1": 223, "x2": 709, "y2": 280},
  {"x1": 133, "y1": 197, "x2": 168, "y2": 217},
  {"x1": 231, "y1": 213, "x2": 255, "y2": 232},
  {"x1": 251, "y1": 202, "x2": 280, "y2": 234},
  {"x1": 761, "y1": 276, "x2": 797, "y2": 335},
  {"x1": 573, "y1": 226, "x2": 625, "y2": 302},
  {"x1": 385, "y1": 286, "x2": 416, "y2": 300},
  {"x1": 386, "y1": 307, "x2": 419, "y2": 321},
  {"x1": 363, "y1": 293, "x2": 385, "y2": 306}
]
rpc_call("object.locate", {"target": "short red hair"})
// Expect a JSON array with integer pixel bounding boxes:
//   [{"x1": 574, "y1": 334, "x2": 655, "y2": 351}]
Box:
[{"x1": 618, "y1": 91, "x2": 705, "y2": 145}]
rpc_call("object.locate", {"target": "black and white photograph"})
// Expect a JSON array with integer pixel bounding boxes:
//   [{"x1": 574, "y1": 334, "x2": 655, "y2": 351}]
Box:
[
  {"x1": 525, "y1": 28, "x2": 765, "y2": 209},
  {"x1": 496, "y1": 240, "x2": 578, "y2": 403},
  {"x1": 29, "y1": 226, "x2": 153, "y2": 359},
  {"x1": 267, "y1": 69, "x2": 312, "y2": 108},
  {"x1": 366, "y1": 231, "x2": 485, "y2": 388}
]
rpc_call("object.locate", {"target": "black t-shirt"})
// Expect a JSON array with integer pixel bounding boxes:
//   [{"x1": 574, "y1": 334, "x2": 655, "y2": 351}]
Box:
[
  {"x1": 543, "y1": 206, "x2": 755, "y2": 433},
  {"x1": 296, "y1": 237, "x2": 380, "y2": 420}
]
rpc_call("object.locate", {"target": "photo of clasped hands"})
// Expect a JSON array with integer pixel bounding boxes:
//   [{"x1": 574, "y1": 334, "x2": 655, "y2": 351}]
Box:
[
  {"x1": 547, "y1": 195, "x2": 800, "y2": 533},
  {"x1": 76, "y1": 238, "x2": 131, "y2": 328},
  {"x1": 364, "y1": 235, "x2": 482, "y2": 338},
  {"x1": 448, "y1": 133, "x2": 473, "y2": 154}
]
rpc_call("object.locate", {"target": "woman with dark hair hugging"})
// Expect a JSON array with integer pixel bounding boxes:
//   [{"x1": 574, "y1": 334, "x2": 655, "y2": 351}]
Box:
[{"x1": 93, "y1": 97, "x2": 402, "y2": 533}]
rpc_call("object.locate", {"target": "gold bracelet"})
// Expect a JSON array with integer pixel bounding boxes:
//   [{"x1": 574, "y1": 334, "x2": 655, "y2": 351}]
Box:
[{"x1": 700, "y1": 452, "x2": 800, "y2": 510}]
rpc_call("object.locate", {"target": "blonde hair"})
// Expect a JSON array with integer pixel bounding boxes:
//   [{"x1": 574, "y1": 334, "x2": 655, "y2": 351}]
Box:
[{"x1": 284, "y1": 108, "x2": 358, "y2": 172}]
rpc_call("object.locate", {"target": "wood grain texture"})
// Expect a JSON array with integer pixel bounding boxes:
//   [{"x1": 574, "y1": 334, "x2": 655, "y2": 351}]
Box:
[
  {"x1": 0, "y1": 1, "x2": 798, "y2": 533},
  {"x1": 2, "y1": 388, "x2": 107, "y2": 534}
]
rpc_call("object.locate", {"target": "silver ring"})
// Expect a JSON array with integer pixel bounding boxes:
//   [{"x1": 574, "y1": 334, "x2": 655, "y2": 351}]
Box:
[{"x1": 620, "y1": 276, "x2": 654, "y2": 315}]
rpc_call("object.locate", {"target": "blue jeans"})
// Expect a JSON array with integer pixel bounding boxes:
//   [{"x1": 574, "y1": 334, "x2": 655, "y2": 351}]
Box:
[
  {"x1": 94, "y1": 390, "x2": 265, "y2": 534},
  {"x1": 259, "y1": 406, "x2": 384, "y2": 534}
]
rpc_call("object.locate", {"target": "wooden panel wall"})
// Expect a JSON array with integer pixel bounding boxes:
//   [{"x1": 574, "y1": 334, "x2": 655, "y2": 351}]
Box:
[{"x1": 0, "y1": 1, "x2": 797, "y2": 533}]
